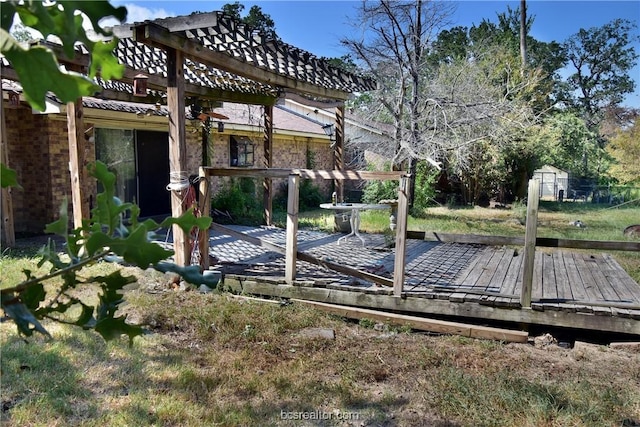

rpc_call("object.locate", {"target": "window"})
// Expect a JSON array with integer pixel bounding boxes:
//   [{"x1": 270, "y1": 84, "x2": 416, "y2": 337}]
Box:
[{"x1": 230, "y1": 136, "x2": 255, "y2": 167}]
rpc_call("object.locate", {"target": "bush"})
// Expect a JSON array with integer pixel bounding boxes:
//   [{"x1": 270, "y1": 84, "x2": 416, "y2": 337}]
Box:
[
  {"x1": 273, "y1": 179, "x2": 325, "y2": 212},
  {"x1": 211, "y1": 178, "x2": 263, "y2": 224}
]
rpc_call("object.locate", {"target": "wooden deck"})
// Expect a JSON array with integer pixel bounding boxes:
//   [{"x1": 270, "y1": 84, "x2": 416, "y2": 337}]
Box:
[{"x1": 202, "y1": 225, "x2": 640, "y2": 336}]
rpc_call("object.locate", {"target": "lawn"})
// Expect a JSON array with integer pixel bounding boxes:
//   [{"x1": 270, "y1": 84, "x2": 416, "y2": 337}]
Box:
[{"x1": 1, "y1": 202, "x2": 639, "y2": 426}]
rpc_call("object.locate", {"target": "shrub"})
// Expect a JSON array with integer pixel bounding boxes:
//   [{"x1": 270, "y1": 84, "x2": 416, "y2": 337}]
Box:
[{"x1": 211, "y1": 178, "x2": 263, "y2": 224}]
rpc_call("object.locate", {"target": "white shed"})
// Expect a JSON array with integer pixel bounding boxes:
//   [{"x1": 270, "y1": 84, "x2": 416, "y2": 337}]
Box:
[{"x1": 533, "y1": 165, "x2": 569, "y2": 200}]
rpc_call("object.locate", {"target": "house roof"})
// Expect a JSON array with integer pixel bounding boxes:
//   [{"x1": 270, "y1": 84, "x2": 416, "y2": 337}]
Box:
[{"x1": 1, "y1": 78, "x2": 330, "y2": 137}]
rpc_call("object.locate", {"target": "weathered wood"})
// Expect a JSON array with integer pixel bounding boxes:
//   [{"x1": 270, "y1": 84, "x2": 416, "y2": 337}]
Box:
[
  {"x1": 408, "y1": 231, "x2": 524, "y2": 246},
  {"x1": 135, "y1": 22, "x2": 354, "y2": 101},
  {"x1": 0, "y1": 84, "x2": 15, "y2": 246},
  {"x1": 291, "y1": 299, "x2": 529, "y2": 343},
  {"x1": 535, "y1": 237, "x2": 640, "y2": 251},
  {"x1": 573, "y1": 252, "x2": 606, "y2": 303},
  {"x1": 601, "y1": 253, "x2": 640, "y2": 303},
  {"x1": 552, "y1": 251, "x2": 572, "y2": 300},
  {"x1": 521, "y1": 179, "x2": 539, "y2": 307},
  {"x1": 198, "y1": 167, "x2": 210, "y2": 270},
  {"x1": 285, "y1": 174, "x2": 299, "y2": 284},
  {"x1": 66, "y1": 99, "x2": 89, "y2": 229},
  {"x1": 262, "y1": 105, "x2": 273, "y2": 226},
  {"x1": 334, "y1": 105, "x2": 344, "y2": 201},
  {"x1": 407, "y1": 231, "x2": 640, "y2": 252},
  {"x1": 393, "y1": 176, "x2": 409, "y2": 296},
  {"x1": 221, "y1": 280, "x2": 640, "y2": 335},
  {"x1": 166, "y1": 47, "x2": 189, "y2": 266},
  {"x1": 202, "y1": 167, "x2": 406, "y2": 181}
]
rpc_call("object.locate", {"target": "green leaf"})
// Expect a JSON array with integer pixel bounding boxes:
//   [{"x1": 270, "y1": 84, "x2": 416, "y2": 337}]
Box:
[
  {"x1": 44, "y1": 200, "x2": 69, "y2": 236},
  {"x1": 75, "y1": 303, "x2": 96, "y2": 329},
  {"x1": 94, "y1": 316, "x2": 144, "y2": 345},
  {"x1": 1, "y1": 40, "x2": 101, "y2": 111},
  {"x1": 21, "y1": 282, "x2": 46, "y2": 311},
  {"x1": 155, "y1": 262, "x2": 220, "y2": 288},
  {"x1": 84, "y1": 38, "x2": 124, "y2": 81},
  {"x1": 2, "y1": 300, "x2": 51, "y2": 338},
  {"x1": 1, "y1": 163, "x2": 21, "y2": 189},
  {"x1": 161, "y1": 208, "x2": 213, "y2": 234}
]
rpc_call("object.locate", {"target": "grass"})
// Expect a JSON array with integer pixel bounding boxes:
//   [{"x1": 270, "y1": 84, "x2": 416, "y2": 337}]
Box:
[
  {"x1": 2, "y1": 290, "x2": 640, "y2": 426},
  {"x1": 1, "y1": 202, "x2": 640, "y2": 426}
]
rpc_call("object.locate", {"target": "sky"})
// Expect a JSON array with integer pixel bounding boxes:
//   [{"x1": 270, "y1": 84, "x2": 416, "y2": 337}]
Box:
[{"x1": 109, "y1": 0, "x2": 640, "y2": 107}]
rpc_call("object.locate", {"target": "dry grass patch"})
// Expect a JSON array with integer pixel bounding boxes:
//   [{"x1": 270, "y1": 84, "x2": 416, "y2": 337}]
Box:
[{"x1": 3, "y1": 284, "x2": 639, "y2": 426}]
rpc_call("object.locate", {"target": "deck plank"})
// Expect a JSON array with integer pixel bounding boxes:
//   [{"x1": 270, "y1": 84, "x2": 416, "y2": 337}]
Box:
[
  {"x1": 601, "y1": 253, "x2": 640, "y2": 303},
  {"x1": 573, "y1": 252, "x2": 606, "y2": 303},
  {"x1": 501, "y1": 250, "x2": 524, "y2": 297},
  {"x1": 553, "y1": 251, "x2": 573, "y2": 300},
  {"x1": 454, "y1": 246, "x2": 495, "y2": 288},
  {"x1": 584, "y1": 253, "x2": 626, "y2": 304}
]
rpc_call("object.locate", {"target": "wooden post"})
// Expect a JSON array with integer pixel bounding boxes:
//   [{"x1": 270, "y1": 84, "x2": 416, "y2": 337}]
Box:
[
  {"x1": 263, "y1": 105, "x2": 273, "y2": 225},
  {"x1": 285, "y1": 174, "x2": 300, "y2": 284},
  {"x1": 521, "y1": 178, "x2": 540, "y2": 307},
  {"x1": 66, "y1": 98, "x2": 89, "y2": 229},
  {"x1": 166, "y1": 47, "x2": 189, "y2": 266},
  {"x1": 198, "y1": 167, "x2": 210, "y2": 271},
  {"x1": 0, "y1": 85, "x2": 15, "y2": 246},
  {"x1": 333, "y1": 105, "x2": 344, "y2": 201},
  {"x1": 393, "y1": 175, "x2": 409, "y2": 297}
]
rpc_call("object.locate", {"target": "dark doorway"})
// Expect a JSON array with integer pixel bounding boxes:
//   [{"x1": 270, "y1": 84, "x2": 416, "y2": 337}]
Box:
[{"x1": 136, "y1": 130, "x2": 170, "y2": 218}]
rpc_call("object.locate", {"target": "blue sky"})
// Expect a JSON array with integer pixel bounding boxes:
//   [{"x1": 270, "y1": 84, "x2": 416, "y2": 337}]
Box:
[{"x1": 110, "y1": 1, "x2": 640, "y2": 107}]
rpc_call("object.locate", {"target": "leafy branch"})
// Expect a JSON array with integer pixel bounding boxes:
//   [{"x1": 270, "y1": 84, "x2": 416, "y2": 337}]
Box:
[{"x1": 1, "y1": 161, "x2": 213, "y2": 344}]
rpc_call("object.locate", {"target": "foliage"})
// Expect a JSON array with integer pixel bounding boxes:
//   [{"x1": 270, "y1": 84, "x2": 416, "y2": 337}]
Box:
[
  {"x1": 560, "y1": 18, "x2": 639, "y2": 129},
  {"x1": 534, "y1": 111, "x2": 606, "y2": 179},
  {"x1": 606, "y1": 117, "x2": 640, "y2": 185},
  {"x1": 221, "y1": 1, "x2": 278, "y2": 41},
  {"x1": 211, "y1": 178, "x2": 263, "y2": 223},
  {"x1": 0, "y1": 0, "x2": 127, "y2": 111},
  {"x1": 0, "y1": 162, "x2": 213, "y2": 343}
]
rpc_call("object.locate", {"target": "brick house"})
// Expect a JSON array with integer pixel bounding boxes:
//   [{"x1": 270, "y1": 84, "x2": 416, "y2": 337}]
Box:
[{"x1": 2, "y1": 82, "x2": 334, "y2": 234}]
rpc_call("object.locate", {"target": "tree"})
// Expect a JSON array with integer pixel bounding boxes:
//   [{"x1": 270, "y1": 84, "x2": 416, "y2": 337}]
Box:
[
  {"x1": 221, "y1": 1, "x2": 278, "y2": 41},
  {"x1": 341, "y1": 0, "x2": 461, "y2": 205},
  {"x1": 344, "y1": 1, "x2": 542, "y2": 205},
  {"x1": 606, "y1": 116, "x2": 640, "y2": 185},
  {"x1": 533, "y1": 112, "x2": 604, "y2": 179},
  {"x1": 1, "y1": 1, "x2": 213, "y2": 342},
  {"x1": 561, "y1": 19, "x2": 639, "y2": 130}
]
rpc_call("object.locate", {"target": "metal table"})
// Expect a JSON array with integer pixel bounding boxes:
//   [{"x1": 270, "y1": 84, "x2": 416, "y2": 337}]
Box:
[{"x1": 319, "y1": 203, "x2": 390, "y2": 246}]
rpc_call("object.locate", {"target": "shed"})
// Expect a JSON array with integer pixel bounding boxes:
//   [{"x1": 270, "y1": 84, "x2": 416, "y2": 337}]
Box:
[{"x1": 533, "y1": 165, "x2": 569, "y2": 200}]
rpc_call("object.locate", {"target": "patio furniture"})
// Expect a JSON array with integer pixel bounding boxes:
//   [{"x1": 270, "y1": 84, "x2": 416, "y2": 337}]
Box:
[{"x1": 320, "y1": 203, "x2": 390, "y2": 246}]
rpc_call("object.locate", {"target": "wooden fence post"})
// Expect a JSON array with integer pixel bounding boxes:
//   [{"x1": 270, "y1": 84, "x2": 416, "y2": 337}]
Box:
[
  {"x1": 198, "y1": 167, "x2": 210, "y2": 271},
  {"x1": 285, "y1": 174, "x2": 300, "y2": 284},
  {"x1": 520, "y1": 178, "x2": 540, "y2": 307},
  {"x1": 393, "y1": 175, "x2": 409, "y2": 297}
]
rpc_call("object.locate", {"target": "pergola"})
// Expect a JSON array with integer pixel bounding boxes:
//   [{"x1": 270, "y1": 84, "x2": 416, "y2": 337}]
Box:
[{"x1": 1, "y1": 11, "x2": 379, "y2": 264}]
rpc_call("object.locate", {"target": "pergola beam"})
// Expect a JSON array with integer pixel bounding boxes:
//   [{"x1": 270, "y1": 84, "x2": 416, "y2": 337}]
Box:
[{"x1": 134, "y1": 22, "x2": 353, "y2": 101}]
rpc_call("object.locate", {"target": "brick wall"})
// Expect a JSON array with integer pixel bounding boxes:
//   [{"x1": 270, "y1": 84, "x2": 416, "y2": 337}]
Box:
[
  {"x1": 3, "y1": 104, "x2": 334, "y2": 233},
  {"x1": 206, "y1": 132, "x2": 333, "y2": 200}
]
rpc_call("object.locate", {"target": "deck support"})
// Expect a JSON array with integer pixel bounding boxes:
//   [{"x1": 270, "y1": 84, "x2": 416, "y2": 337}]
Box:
[
  {"x1": 198, "y1": 166, "x2": 210, "y2": 270},
  {"x1": 167, "y1": 47, "x2": 189, "y2": 266},
  {"x1": 263, "y1": 105, "x2": 273, "y2": 225},
  {"x1": 285, "y1": 174, "x2": 300, "y2": 284},
  {"x1": 1, "y1": 85, "x2": 15, "y2": 246},
  {"x1": 521, "y1": 178, "x2": 540, "y2": 307},
  {"x1": 393, "y1": 175, "x2": 409, "y2": 296},
  {"x1": 67, "y1": 98, "x2": 89, "y2": 229},
  {"x1": 333, "y1": 106, "x2": 344, "y2": 201}
]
